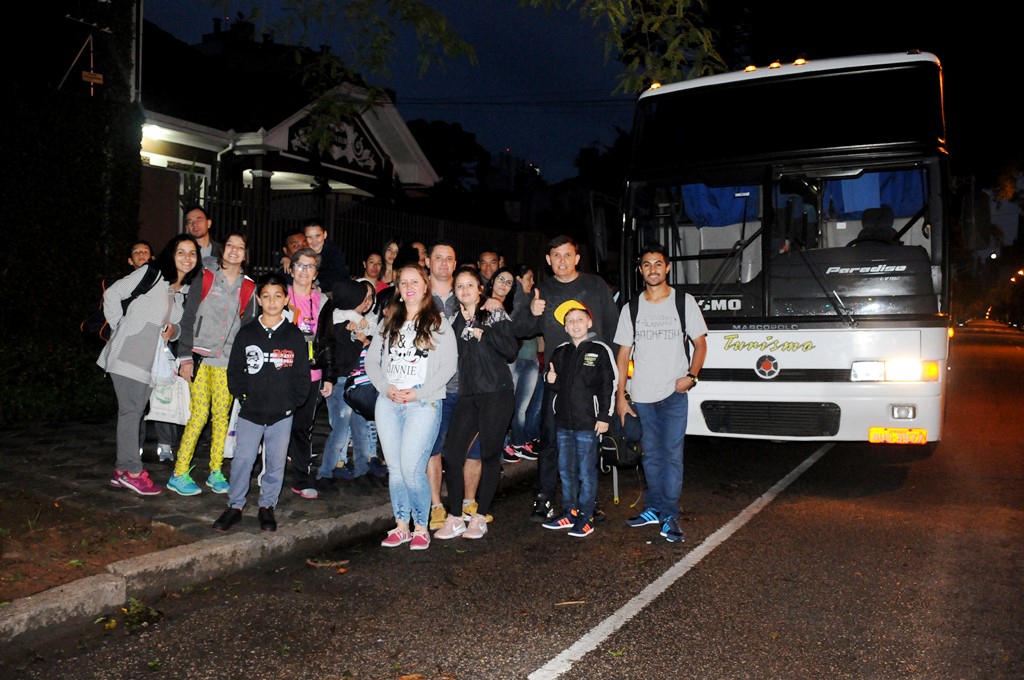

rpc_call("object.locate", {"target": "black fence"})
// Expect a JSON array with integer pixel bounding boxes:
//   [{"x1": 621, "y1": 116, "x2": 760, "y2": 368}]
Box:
[{"x1": 203, "y1": 183, "x2": 547, "y2": 277}]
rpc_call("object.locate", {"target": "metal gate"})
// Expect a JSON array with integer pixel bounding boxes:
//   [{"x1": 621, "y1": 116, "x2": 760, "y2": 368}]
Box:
[{"x1": 203, "y1": 184, "x2": 546, "y2": 277}]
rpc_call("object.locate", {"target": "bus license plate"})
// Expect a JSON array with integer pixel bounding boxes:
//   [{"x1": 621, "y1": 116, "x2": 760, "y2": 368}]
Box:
[{"x1": 869, "y1": 427, "x2": 928, "y2": 445}]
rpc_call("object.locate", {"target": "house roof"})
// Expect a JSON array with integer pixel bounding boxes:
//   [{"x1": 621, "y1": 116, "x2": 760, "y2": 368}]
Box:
[{"x1": 138, "y1": 19, "x2": 438, "y2": 194}]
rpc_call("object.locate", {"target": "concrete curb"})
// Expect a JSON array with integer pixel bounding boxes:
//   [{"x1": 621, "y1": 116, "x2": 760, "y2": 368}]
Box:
[{"x1": 1, "y1": 459, "x2": 534, "y2": 647}]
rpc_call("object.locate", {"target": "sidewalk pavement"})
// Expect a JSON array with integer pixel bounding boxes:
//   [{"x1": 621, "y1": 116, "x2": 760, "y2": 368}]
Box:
[{"x1": 0, "y1": 411, "x2": 536, "y2": 647}]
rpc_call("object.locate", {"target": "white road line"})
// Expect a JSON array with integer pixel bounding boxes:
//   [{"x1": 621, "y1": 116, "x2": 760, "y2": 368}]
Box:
[{"x1": 529, "y1": 443, "x2": 833, "y2": 679}]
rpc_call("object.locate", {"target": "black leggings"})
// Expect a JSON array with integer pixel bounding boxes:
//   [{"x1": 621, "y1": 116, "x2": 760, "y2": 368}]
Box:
[
  {"x1": 441, "y1": 390, "x2": 514, "y2": 516},
  {"x1": 288, "y1": 379, "x2": 323, "y2": 490}
]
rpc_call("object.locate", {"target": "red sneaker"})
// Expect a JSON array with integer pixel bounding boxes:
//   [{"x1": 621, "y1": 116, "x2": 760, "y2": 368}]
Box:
[
  {"x1": 380, "y1": 528, "x2": 411, "y2": 548},
  {"x1": 409, "y1": 530, "x2": 431, "y2": 551},
  {"x1": 119, "y1": 470, "x2": 162, "y2": 496}
]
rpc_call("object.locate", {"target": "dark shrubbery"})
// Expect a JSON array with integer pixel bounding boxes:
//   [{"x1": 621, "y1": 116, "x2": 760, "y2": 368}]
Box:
[{"x1": 2, "y1": 2, "x2": 140, "y2": 425}]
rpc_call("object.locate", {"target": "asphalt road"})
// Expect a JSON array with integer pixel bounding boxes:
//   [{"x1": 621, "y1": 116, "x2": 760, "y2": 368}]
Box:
[{"x1": 6, "y1": 327, "x2": 1023, "y2": 679}]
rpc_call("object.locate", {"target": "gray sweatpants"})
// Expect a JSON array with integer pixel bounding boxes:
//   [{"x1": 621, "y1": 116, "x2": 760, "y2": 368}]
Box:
[{"x1": 111, "y1": 373, "x2": 152, "y2": 474}]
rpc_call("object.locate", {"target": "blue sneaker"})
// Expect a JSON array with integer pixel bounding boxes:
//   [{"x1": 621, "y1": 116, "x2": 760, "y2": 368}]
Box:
[
  {"x1": 542, "y1": 509, "x2": 577, "y2": 530},
  {"x1": 167, "y1": 472, "x2": 202, "y2": 496},
  {"x1": 333, "y1": 463, "x2": 355, "y2": 481},
  {"x1": 625, "y1": 508, "x2": 659, "y2": 527},
  {"x1": 206, "y1": 470, "x2": 229, "y2": 494},
  {"x1": 660, "y1": 517, "x2": 685, "y2": 543}
]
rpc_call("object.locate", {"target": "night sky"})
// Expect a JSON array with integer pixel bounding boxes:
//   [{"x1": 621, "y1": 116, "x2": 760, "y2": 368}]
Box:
[{"x1": 144, "y1": 1, "x2": 1018, "y2": 185}]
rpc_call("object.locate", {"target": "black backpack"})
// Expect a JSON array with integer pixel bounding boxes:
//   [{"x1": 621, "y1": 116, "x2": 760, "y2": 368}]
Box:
[
  {"x1": 80, "y1": 264, "x2": 162, "y2": 343},
  {"x1": 627, "y1": 288, "x2": 694, "y2": 363}
]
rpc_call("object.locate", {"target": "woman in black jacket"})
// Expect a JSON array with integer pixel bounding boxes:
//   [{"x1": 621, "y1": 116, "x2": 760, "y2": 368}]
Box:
[{"x1": 435, "y1": 267, "x2": 519, "y2": 541}]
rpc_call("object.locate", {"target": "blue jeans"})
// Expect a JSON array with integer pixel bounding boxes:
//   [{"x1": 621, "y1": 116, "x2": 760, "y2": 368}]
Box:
[
  {"x1": 318, "y1": 391, "x2": 376, "y2": 479},
  {"x1": 510, "y1": 358, "x2": 539, "y2": 445},
  {"x1": 350, "y1": 413, "x2": 377, "y2": 476},
  {"x1": 319, "y1": 389, "x2": 352, "y2": 480},
  {"x1": 525, "y1": 374, "x2": 544, "y2": 443},
  {"x1": 635, "y1": 391, "x2": 688, "y2": 520},
  {"x1": 228, "y1": 416, "x2": 292, "y2": 510},
  {"x1": 555, "y1": 427, "x2": 600, "y2": 519},
  {"x1": 375, "y1": 395, "x2": 441, "y2": 528}
]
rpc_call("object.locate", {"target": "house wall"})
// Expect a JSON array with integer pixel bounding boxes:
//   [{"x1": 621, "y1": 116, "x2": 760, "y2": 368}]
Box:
[{"x1": 139, "y1": 165, "x2": 184, "y2": 251}]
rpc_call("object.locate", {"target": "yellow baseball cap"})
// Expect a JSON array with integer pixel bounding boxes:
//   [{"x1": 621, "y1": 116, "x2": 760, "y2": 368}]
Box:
[{"x1": 554, "y1": 299, "x2": 592, "y2": 325}]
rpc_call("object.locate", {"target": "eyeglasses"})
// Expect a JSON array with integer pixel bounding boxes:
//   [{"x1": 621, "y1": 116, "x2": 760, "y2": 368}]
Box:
[
  {"x1": 293, "y1": 263, "x2": 316, "y2": 271},
  {"x1": 495, "y1": 276, "x2": 513, "y2": 285}
]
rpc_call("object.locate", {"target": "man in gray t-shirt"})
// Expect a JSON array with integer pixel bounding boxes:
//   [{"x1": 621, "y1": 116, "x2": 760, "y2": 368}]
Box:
[{"x1": 613, "y1": 243, "x2": 707, "y2": 543}]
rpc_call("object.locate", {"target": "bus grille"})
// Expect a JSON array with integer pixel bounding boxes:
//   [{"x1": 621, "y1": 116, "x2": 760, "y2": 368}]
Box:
[
  {"x1": 701, "y1": 401, "x2": 841, "y2": 437},
  {"x1": 699, "y1": 368, "x2": 852, "y2": 382}
]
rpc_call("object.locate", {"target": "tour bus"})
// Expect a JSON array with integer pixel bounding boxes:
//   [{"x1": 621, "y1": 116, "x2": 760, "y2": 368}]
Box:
[{"x1": 620, "y1": 51, "x2": 951, "y2": 444}]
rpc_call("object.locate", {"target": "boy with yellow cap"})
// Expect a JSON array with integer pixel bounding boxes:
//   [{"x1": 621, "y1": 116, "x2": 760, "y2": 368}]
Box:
[{"x1": 541, "y1": 301, "x2": 617, "y2": 537}]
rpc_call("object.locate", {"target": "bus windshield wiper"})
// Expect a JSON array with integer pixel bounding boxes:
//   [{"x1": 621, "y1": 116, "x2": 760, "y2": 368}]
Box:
[
  {"x1": 796, "y1": 249, "x2": 857, "y2": 327},
  {"x1": 705, "y1": 227, "x2": 762, "y2": 300}
]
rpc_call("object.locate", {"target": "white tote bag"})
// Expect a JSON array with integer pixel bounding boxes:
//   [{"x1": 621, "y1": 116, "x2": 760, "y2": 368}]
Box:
[
  {"x1": 145, "y1": 376, "x2": 191, "y2": 425},
  {"x1": 222, "y1": 398, "x2": 241, "y2": 459}
]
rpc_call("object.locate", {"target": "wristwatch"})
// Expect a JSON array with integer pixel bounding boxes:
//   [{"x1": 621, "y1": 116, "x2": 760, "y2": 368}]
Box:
[{"x1": 686, "y1": 373, "x2": 699, "y2": 386}]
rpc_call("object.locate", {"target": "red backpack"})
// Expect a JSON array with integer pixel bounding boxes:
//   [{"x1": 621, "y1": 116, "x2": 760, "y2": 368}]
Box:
[{"x1": 200, "y1": 269, "x2": 257, "y2": 316}]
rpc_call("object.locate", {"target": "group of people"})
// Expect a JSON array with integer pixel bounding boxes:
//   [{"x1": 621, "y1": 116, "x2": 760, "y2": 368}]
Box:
[{"x1": 97, "y1": 215, "x2": 708, "y2": 547}]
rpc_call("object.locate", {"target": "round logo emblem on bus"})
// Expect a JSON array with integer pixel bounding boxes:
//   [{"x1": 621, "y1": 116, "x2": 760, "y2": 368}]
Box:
[{"x1": 755, "y1": 355, "x2": 779, "y2": 379}]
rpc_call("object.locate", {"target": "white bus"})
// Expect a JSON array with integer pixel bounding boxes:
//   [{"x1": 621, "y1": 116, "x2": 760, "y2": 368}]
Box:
[{"x1": 620, "y1": 52, "x2": 951, "y2": 445}]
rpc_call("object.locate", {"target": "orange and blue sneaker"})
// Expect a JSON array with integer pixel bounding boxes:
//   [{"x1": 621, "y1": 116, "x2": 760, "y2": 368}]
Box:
[
  {"x1": 568, "y1": 514, "x2": 594, "y2": 538},
  {"x1": 542, "y1": 509, "x2": 578, "y2": 530}
]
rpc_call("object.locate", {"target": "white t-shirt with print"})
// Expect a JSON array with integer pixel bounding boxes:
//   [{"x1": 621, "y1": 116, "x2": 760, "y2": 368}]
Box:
[{"x1": 386, "y1": 321, "x2": 430, "y2": 389}]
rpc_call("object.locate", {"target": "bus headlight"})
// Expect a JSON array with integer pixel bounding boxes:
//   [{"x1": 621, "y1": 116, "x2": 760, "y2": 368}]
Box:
[{"x1": 851, "y1": 360, "x2": 939, "y2": 382}]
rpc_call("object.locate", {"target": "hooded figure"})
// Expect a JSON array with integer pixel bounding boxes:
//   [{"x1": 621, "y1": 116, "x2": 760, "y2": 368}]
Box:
[{"x1": 331, "y1": 278, "x2": 374, "y2": 379}]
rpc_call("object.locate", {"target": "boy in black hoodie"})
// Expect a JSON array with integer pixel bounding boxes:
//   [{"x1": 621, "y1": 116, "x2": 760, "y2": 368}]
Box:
[
  {"x1": 541, "y1": 301, "x2": 617, "y2": 538},
  {"x1": 213, "y1": 273, "x2": 310, "y2": 533}
]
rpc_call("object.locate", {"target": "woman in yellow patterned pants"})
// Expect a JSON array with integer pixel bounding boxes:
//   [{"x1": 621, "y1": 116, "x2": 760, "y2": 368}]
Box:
[
  {"x1": 169, "y1": 363, "x2": 232, "y2": 494},
  {"x1": 166, "y1": 233, "x2": 257, "y2": 496}
]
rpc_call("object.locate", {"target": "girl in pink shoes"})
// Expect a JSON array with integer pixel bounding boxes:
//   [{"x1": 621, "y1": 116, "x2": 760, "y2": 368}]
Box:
[{"x1": 366, "y1": 262, "x2": 457, "y2": 550}]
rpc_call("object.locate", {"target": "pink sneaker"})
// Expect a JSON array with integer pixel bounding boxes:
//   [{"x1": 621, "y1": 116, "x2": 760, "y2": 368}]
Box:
[
  {"x1": 463, "y1": 514, "x2": 488, "y2": 540},
  {"x1": 409, "y1": 529, "x2": 431, "y2": 550},
  {"x1": 110, "y1": 469, "x2": 124, "y2": 487},
  {"x1": 119, "y1": 470, "x2": 162, "y2": 496},
  {"x1": 380, "y1": 528, "x2": 411, "y2": 548},
  {"x1": 434, "y1": 514, "x2": 466, "y2": 539}
]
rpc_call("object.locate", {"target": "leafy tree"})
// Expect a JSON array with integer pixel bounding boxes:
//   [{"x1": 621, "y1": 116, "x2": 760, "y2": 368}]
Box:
[{"x1": 526, "y1": 0, "x2": 726, "y2": 92}]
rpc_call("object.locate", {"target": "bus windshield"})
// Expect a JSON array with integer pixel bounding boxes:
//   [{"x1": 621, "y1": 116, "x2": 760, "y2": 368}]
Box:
[{"x1": 627, "y1": 162, "x2": 947, "y2": 324}]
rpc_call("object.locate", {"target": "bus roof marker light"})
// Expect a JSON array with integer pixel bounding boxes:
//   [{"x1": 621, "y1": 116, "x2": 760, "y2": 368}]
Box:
[
  {"x1": 793, "y1": 58, "x2": 807, "y2": 66},
  {"x1": 744, "y1": 64, "x2": 757, "y2": 72},
  {"x1": 769, "y1": 60, "x2": 782, "y2": 69}
]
